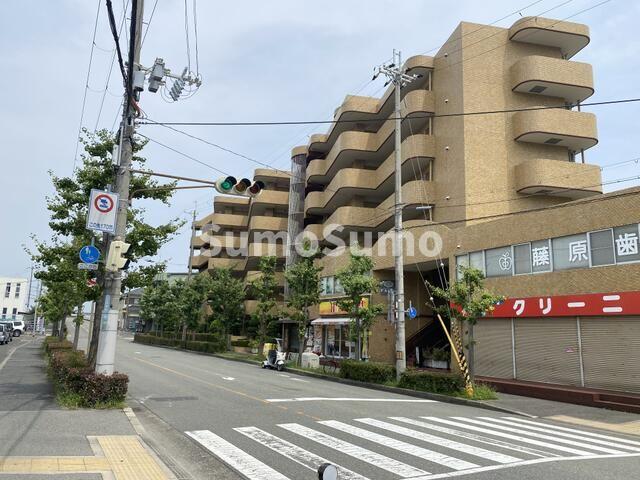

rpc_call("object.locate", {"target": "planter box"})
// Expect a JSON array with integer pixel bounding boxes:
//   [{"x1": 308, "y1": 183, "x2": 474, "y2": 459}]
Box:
[
  {"x1": 233, "y1": 346, "x2": 252, "y2": 354},
  {"x1": 425, "y1": 359, "x2": 449, "y2": 369}
]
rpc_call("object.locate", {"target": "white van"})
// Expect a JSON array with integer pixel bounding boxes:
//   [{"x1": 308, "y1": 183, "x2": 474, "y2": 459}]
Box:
[{"x1": 12, "y1": 320, "x2": 25, "y2": 336}]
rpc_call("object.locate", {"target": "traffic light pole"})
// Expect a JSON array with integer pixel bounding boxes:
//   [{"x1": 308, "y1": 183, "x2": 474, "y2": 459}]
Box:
[{"x1": 95, "y1": 0, "x2": 144, "y2": 375}]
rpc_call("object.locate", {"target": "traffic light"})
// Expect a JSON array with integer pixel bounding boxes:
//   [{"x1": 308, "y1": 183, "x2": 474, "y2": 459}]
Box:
[
  {"x1": 214, "y1": 177, "x2": 264, "y2": 197},
  {"x1": 105, "y1": 240, "x2": 131, "y2": 272}
]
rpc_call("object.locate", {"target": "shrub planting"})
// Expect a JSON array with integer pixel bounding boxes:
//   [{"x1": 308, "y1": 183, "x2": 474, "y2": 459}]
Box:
[
  {"x1": 134, "y1": 333, "x2": 225, "y2": 354},
  {"x1": 398, "y1": 370, "x2": 464, "y2": 394},
  {"x1": 339, "y1": 360, "x2": 396, "y2": 384},
  {"x1": 46, "y1": 349, "x2": 128, "y2": 408}
]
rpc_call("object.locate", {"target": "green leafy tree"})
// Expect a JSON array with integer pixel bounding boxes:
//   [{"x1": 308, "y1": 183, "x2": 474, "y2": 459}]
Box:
[
  {"x1": 207, "y1": 268, "x2": 245, "y2": 338},
  {"x1": 140, "y1": 280, "x2": 181, "y2": 335},
  {"x1": 429, "y1": 266, "x2": 504, "y2": 382},
  {"x1": 336, "y1": 249, "x2": 384, "y2": 361},
  {"x1": 249, "y1": 256, "x2": 279, "y2": 351},
  {"x1": 32, "y1": 129, "x2": 183, "y2": 365},
  {"x1": 285, "y1": 245, "x2": 322, "y2": 365},
  {"x1": 177, "y1": 274, "x2": 214, "y2": 338}
]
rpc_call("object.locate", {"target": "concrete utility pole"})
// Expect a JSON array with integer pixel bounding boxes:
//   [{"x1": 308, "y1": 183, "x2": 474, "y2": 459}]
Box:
[
  {"x1": 375, "y1": 50, "x2": 420, "y2": 380},
  {"x1": 96, "y1": 0, "x2": 144, "y2": 374}
]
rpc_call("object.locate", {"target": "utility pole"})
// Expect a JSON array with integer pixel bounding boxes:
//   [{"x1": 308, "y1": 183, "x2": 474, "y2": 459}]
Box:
[
  {"x1": 181, "y1": 205, "x2": 197, "y2": 342},
  {"x1": 26, "y1": 265, "x2": 34, "y2": 332},
  {"x1": 96, "y1": 0, "x2": 144, "y2": 374},
  {"x1": 375, "y1": 50, "x2": 421, "y2": 380}
]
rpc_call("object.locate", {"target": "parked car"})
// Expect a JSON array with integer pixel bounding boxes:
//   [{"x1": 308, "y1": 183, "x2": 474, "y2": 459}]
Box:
[
  {"x1": 0, "y1": 324, "x2": 10, "y2": 345},
  {"x1": 0, "y1": 322, "x2": 13, "y2": 342},
  {"x1": 12, "y1": 320, "x2": 25, "y2": 337}
]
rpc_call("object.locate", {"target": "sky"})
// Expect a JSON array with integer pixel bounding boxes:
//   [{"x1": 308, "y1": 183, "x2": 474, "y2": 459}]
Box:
[{"x1": 1, "y1": 0, "x2": 639, "y2": 282}]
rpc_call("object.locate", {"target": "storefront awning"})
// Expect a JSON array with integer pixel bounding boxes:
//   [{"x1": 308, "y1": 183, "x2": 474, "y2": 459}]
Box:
[{"x1": 311, "y1": 317, "x2": 351, "y2": 325}]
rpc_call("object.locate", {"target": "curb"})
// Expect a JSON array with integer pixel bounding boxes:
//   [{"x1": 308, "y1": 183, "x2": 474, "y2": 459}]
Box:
[{"x1": 134, "y1": 340, "x2": 534, "y2": 418}]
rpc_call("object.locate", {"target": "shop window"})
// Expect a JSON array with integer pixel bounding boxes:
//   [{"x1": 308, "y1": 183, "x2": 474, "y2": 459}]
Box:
[
  {"x1": 513, "y1": 243, "x2": 532, "y2": 275},
  {"x1": 469, "y1": 251, "x2": 484, "y2": 274},
  {"x1": 552, "y1": 233, "x2": 589, "y2": 270},
  {"x1": 531, "y1": 239, "x2": 552, "y2": 273},
  {"x1": 613, "y1": 224, "x2": 640, "y2": 264},
  {"x1": 484, "y1": 247, "x2": 513, "y2": 278},
  {"x1": 589, "y1": 229, "x2": 615, "y2": 266}
]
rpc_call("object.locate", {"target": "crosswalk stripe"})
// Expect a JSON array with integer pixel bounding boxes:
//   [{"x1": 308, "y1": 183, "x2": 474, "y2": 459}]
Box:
[
  {"x1": 278, "y1": 422, "x2": 429, "y2": 478},
  {"x1": 235, "y1": 426, "x2": 369, "y2": 480},
  {"x1": 503, "y1": 417, "x2": 640, "y2": 448},
  {"x1": 320, "y1": 420, "x2": 479, "y2": 471},
  {"x1": 391, "y1": 417, "x2": 555, "y2": 458},
  {"x1": 422, "y1": 417, "x2": 595, "y2": 456},
  {"x1": 355, "y1": 418, "x2": 521, "y2": 464},
  {"x1": 452, "y1": 417, "x2": 627, "y2": 455},
  {"x1": 186, "y1": 430, "x2": 290, "y2": 480},
  {"x1": 480, "y1": 417, "x2": 640, "y2": 452}
]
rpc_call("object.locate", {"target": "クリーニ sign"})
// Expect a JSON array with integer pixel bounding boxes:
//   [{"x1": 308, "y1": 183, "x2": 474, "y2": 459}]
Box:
[{"x1": 86, "y1": 189, "x2": 119, "y2": 234}]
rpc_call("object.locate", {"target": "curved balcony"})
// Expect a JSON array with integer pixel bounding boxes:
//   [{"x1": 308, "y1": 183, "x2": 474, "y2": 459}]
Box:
[
  {"x1": 254, "y1": 168, "x2": 291, "y2": 182},
  {"x1": 509, "y1": 16, "x2": 590, "y2": 59},
  {"x1": 247, "y1": 242, "x2": 285, "y2": 259},
  {"x1": 306, "y1": 180, "x2": 436, "y2": 241},
  {"x1": 244, "y1": 299, "x2": 284, "y2": 315},
  {"x1": 513, "y1": 109, "x2": 597, "y2": 151},
  {"x1": 305, "y1": 135, "x2": 435, "y2": 216},
  {"x1": 191, "y1": 235, "x2": 206, "y2": 249},
  {"x1": 207, "y1": 257, "x2": 246, "y2": 272},
  {"x1": 194, "y1": 212, "x2": 215, "y2": 229},
  {"x1": 245, "y1": 270, "x2": 285, "y2": 286},
  {"x1": 511, "y1": 56, "x2": 593, "y2": 102},
  {"x1": 307, "y1": 89, "x2": 434, "y2": 185},
  {"x1": 206, "y1": 234, "x2": 244, "y2": 250},
  {"x1": 211, "y1": 213, "x2": 248, "y2": 228},
  {"x1": 307, "y1": 56, "x2": 434, "y2": 156},
  {"x1": 250, "y1": 190, "x2": 288, "y2": 207},
  {"x1": 248, "y1": 215, "x2": 288, "y2": 232},
  {"x1": 190, "y1": 255, "x2": 208, "y2": 269},
  {"x1": 214, "y1": 196, "x2": 250, "y2": 210},
  {"x1": 515, "y1": 159, "x2": 602, "y2": 199}
]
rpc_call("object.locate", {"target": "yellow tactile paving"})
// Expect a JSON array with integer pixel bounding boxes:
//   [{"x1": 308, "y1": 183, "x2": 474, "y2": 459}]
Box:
[
  {"x1": 548, "y1": 415, "x2": 640, "y2": 436},
  {"x1": 0, "y1": 435, "x2": 169, "y2": 478}
]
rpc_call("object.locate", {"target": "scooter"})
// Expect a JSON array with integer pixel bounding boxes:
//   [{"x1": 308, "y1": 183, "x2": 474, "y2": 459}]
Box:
[{"x1": 262, "y1": 338, "x2": 286, "y2": 371}]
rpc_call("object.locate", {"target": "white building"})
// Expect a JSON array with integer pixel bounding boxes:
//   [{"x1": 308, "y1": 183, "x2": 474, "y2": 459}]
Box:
[{"x1": 0, "y1": 277, "x2": 29, "y2": 321}]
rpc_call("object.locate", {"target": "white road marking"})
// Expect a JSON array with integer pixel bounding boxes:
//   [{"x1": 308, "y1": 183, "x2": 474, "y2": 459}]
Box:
[
  {"x1": 423, "y1": 417, "x2": 595, "y2": 456},
  {"x1": 277, "y1": 374, "x2": 290, "y2": 378},
  {"x1": 222, "y1": 377, "x2": 235, "y2": 381},
  {"x1": 266, "y1": 397, "x2": 437, "y2": 403},
  {"x1": 236, "y1": 426, "x2": 369, "y2": 480},
  {"x1": 134, "y1": 351, "x2": 142, "y2": 354},
  {"x1": 503, "y1": 417, "x2": 640, "y2": 448},
  {"x1": 278, "y1": 423, "x2": 428, "y2": 478},
  {"x1": 356, "y1": 418, "x2": 521, "y2": 464},
  {"x1": 289, "y1": 378, "x2": 308, "y2": 383},
  {"x1": 452, "y1": 417, "x2": 626, "y2": 455},
  {"x1": 320, "y1": 420, "x2": 479, "y2": 471},
  {"x1": 403, "y1": 453, "x2": 640, "y2": 480},
  {"x1": 391, "y1": 417, "x2": 554, "y2": 458},
  {"x1": 186, "y1": 430, "x2": 290, "y2": 480},
  {"x1": 480, "y1": 417, "x2": 640, "y2": 452}
]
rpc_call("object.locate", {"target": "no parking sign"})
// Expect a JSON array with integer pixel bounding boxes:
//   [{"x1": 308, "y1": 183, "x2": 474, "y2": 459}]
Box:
[{"x1": 86, "y1": 189, "x2": 119, "y2": 234}]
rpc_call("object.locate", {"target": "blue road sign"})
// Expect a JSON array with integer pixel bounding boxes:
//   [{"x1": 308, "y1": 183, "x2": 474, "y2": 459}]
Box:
[
  {"x1": 408, "y1": 305, "x2": 418, "y2": 319},
  {"x1": 79, "y1": 245, "x2": 100, "y2": 264}
]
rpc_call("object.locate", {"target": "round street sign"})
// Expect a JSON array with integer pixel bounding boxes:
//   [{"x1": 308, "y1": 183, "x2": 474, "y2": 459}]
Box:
[
  {"x1": 79, "y1": 245, "x2": 100, "y2": 264},
  {"x1": 408, "y1": 305, "x2": 418, "y2": 319},
  {"x1": 94, "y1": 194, "x2": 114, "y2": 213}
]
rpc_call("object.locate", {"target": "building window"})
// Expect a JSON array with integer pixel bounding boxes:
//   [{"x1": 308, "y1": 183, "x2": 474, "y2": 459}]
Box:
[
  {"x1": 613, "y1": 224, "x2": 640, "y2": 264},
  {"x1": 455, "y1": 254, "x2": 469, "y2": 280},
  {"x1": 589, "y1": 229, "x2": 615, "y2": 266},
  {"x1": 1, "y1": 307, "x2": 6, "y2": 318},
  {"x1": 15, "y1": 283, "x2": 21, "y2": 298},
  {"x1": 552, "y1": 233, "x2": 589, "y2": 270},
  {"x1": 4, "y1": 283, "x2": 10, "y2": 298},
  {"x1": 531, "y1": 239, "x2": 552, "y2": 273},
  {"x1": 513, "y1": 243, "x2": 532, "y2": 275},
  {"x1": 11, "y1": 308, "x2": 17, "y2": 319},
  {"x1": 320, "y1": 276, "x2": 345, "y2": 296},
  {"x1": 469, "y1": 251, "x2": 484, "y2": 274},
  {"x1": 484, "y1": 246, "x2": 513, "y2": 278}
]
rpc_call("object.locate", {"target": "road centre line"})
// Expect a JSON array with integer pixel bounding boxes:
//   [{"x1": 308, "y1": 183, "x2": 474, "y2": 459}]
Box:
[{"x1": 266, "y1": 397, "x2": 438, "y2": 403}]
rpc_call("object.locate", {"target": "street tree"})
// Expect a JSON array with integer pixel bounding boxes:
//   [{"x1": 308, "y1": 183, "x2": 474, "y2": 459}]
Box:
[
  {"x1": 177, "y1": 274, "x2": 214, "y2": 339},
  {"x1": 336, "y1": 249, "x2": 384, "y2": 361},
  {"x1": 207, "y1": 268, "x2": 245, "y2": 339},
  {"x1": 249, "y1": 256, "x2": 279, "y2": 351},
  {"x1": 428, "y1": 266, "x2": 504, "y2": 384},
  {"x1": 35, "y1": 129, "x2": 182, "y2": 365},
  {"x1": 285, "y1": 244, "x2": 322, "y2": 365},
  {"x1": 140, "y1": 280, "x2": 181, "y2": 335}
]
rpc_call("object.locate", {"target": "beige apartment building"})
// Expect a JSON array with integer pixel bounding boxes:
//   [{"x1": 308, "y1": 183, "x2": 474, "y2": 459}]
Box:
[{"x1": 194, "y1": 17, "x2": 640, "y2": 398}]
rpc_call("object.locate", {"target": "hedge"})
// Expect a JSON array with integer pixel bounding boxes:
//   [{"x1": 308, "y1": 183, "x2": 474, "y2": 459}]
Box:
[
  {"x1": 398, "y1": 370, "x2": 464, "y2": 394},
  {"x1": 43, "y1": 337, "x2": 73, "y2": 355},
  {"x1": 339, "y1": 360, "x2": 396, "y2": 384},
  {"x1": 230, "y1": 339, "x2": 250, "y2": 347},
  {"x1": 134, "y1": 334, "x2": 226, "y2": 354},
  {"x1": 46, "y1": 349, "x2": 128, "y2": 407}
]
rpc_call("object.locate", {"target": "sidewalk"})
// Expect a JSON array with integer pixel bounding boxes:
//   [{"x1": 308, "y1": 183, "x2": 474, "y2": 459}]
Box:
[{"x1": 0, "y1": 337, "x2": 176, "y2": 479}]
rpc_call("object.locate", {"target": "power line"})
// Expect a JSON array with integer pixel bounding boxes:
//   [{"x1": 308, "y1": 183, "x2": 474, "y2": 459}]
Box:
[
  {"x1": 141, "y1": 0, "x2": 160, "y2": 45},
  {"x1": 72, "y1": 0, "x2": 102, "y2": 171},
  {"x1": 193, "y1": 0, "x2": 200, "y2": 73},
  {"x1": 105, "y1": 0, "x2": 128, "y2": 85},
  {"x1": 184, "y1": 0, "x2": 191, "y2": 72},
  {"x1": 139, "y1": 97, "x2": 640, "y2": 126}
]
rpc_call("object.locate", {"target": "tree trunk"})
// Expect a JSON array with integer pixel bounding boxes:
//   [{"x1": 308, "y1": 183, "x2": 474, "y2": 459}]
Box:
[
  {"x1": 58, "y1": 318, "x2": 65, "y2": 341},
  {"x1": 88, "y1": 295, "x2": 105, "y2": 367},
  {"x1": 355, "y1": 318, "x2": 362, "y2": 361},
  {"x1": 73, "y1": 322, "x2": 80, "y2": 349},
  {"x1": 467, "y1": 322, "x2": 475, "y2": 381},
  {"x1": 52, "y1": 318, "x2": 59, "y2": 337},
  {"x1": 298, "y1": 332, "x2": 305, "y2": 366},
  {"x1": 181, "y1": 323, "x2": 187, "y2": 343}
]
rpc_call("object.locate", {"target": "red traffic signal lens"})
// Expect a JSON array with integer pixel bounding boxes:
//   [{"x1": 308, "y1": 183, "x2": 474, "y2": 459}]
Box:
[{"x1": 249, "y1": 180, "x2": 265, "y2": 195}]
